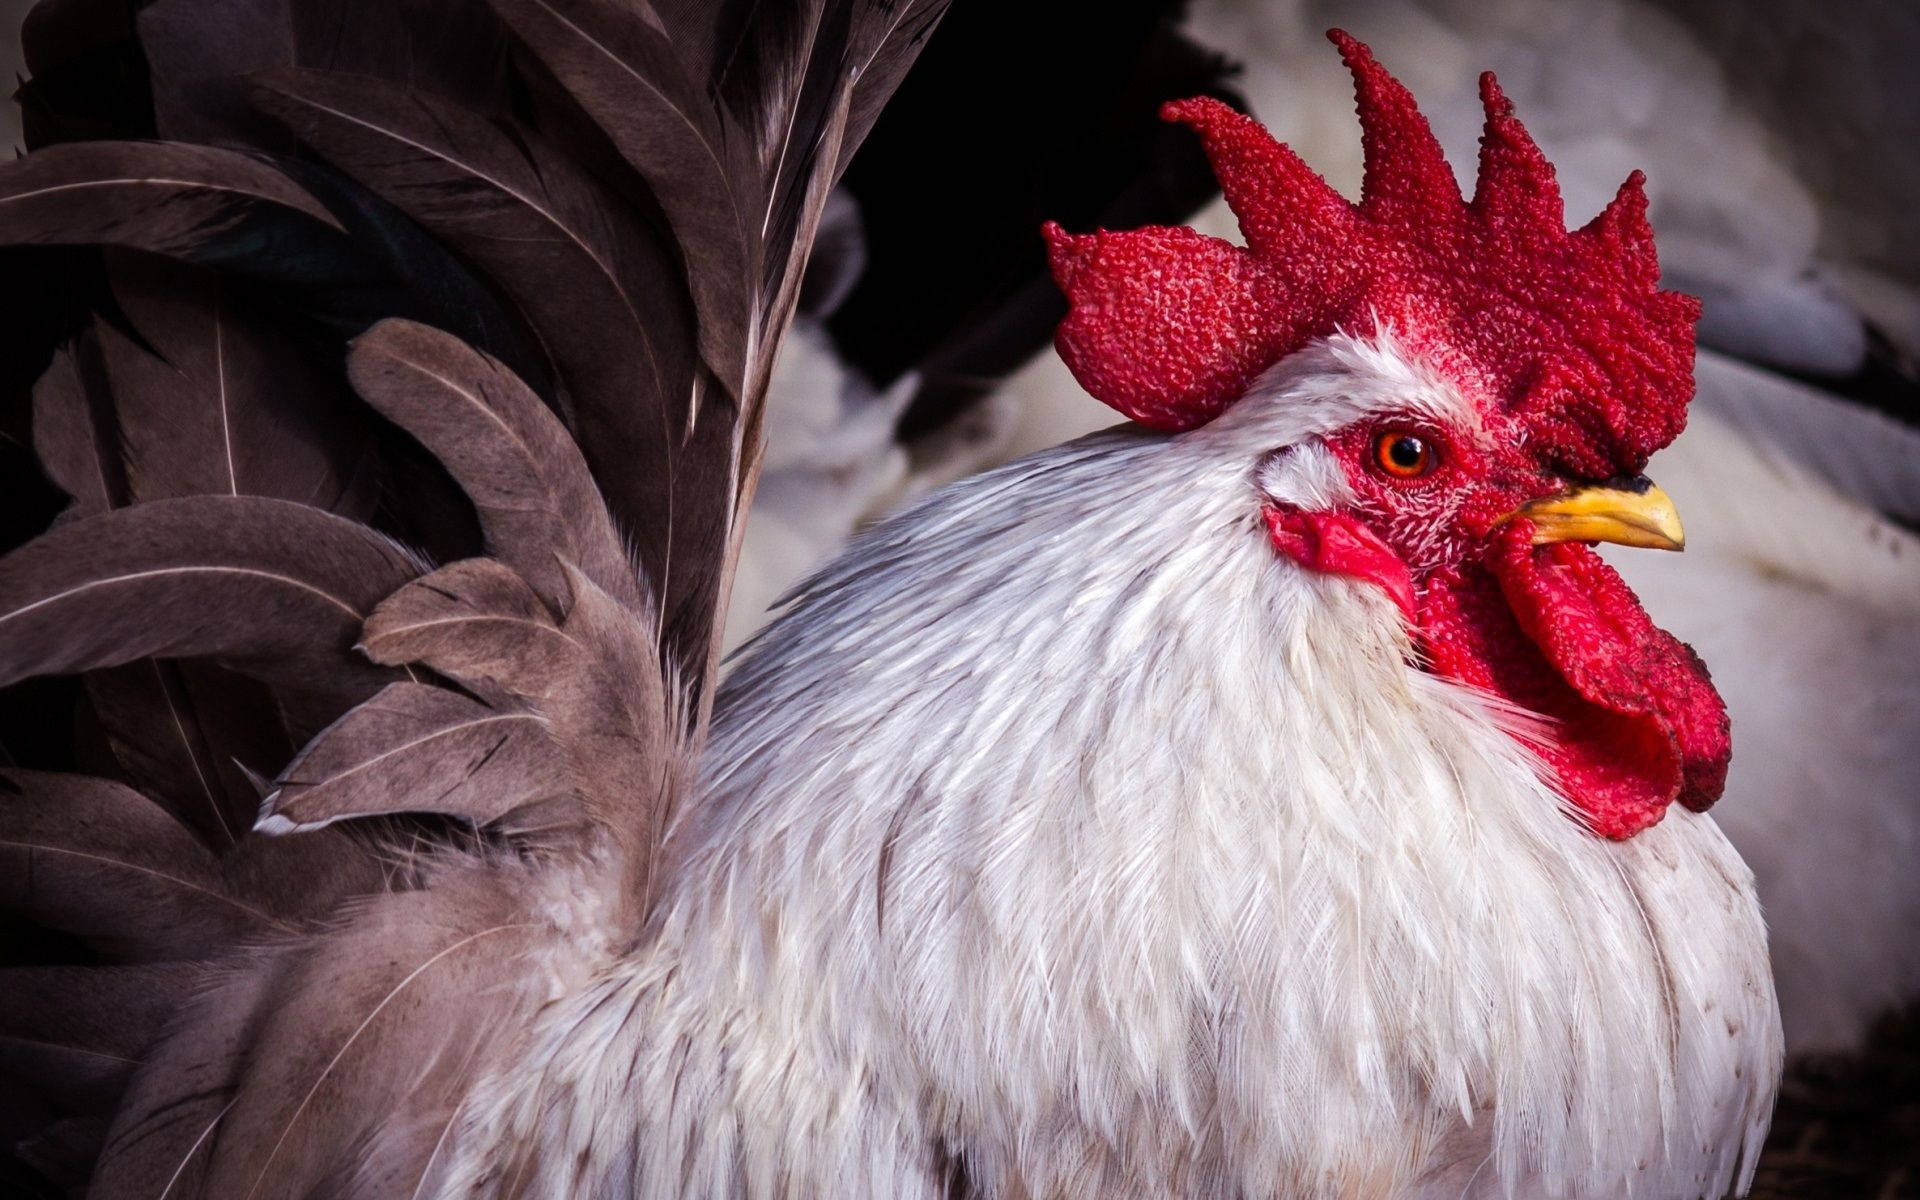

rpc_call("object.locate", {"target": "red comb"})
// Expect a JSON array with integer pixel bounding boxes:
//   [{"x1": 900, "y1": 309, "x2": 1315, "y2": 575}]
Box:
[{"x1": 1045, "y1": 30, "x2": 1699, "y2": 478}]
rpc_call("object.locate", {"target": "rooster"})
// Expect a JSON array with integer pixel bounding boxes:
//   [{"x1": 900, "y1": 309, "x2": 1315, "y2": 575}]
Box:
[{"x1": 0, "y1": 10, "x2": 1778, "y2": 1200}]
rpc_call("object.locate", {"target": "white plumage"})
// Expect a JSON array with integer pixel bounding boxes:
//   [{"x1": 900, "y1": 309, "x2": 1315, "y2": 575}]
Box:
[{"x1": 435, "y1": 336, "x2": 1779, "y2": 1198}]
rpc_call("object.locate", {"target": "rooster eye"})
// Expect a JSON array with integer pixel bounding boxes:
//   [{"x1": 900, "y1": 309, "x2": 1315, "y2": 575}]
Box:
[{"x1": 1371, "y1": 430, "x2": 1437, "y2": 479}]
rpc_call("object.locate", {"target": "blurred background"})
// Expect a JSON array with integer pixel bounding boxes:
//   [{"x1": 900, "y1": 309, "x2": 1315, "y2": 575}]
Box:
[{"x1": 4, "y1": 0, "x2": 1917, "y2": 1194}]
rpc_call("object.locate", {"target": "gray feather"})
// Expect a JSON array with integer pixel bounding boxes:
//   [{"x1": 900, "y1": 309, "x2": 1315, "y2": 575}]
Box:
[
  {"x1": 1693, "y1": 348, "x2": 1920, "y2": 522},
  {"x1": 0, "y1": 140, "x2": 342, "y2": 254},
  {"x1": 0, "y1": 496, "x2": 418, "y2": 700},
  {"x1": 0, "y1": 963, "x2": 198, "y2": 1112},
  {"x1": 345, "y1": 319, "x2": 637, "y2": 613},
  {"x1": 0, "y1": 770, "x2": 290, "y2": 958},
  {"x1": 263, "y1": 682, "x2": 567, "y2": 833}
]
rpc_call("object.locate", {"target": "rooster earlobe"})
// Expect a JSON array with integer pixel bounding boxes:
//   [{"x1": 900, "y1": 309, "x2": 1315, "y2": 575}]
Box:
[
  {"x1": 1470, "y1": 71, "x2": 1565, "y2": 235},
  {"x1": 1158, "y1": 96, "x2": 1352, "y2": 259},
  {"x1": 1331, "y1": 29, "x2": 1463, "y2": 225}
]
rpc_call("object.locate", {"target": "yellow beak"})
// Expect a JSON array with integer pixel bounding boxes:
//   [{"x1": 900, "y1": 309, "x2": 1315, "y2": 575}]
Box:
[{"x1": 1511, "y1": 476, "x2": 1686, "y2": 552}]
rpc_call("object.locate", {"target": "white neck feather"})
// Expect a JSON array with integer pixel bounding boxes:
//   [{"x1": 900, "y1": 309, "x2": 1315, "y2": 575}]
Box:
[{"x1": 438, "y1": 339, "x2": 1779, "y2": 1200}]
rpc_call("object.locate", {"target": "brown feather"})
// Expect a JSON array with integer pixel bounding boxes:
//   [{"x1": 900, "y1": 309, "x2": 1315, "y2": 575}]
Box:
[
  {"x1": 0, "y1": 496, "x2": 419, "y2": 702},
  {"x1": 345, "y1": 318, "x2": 637, "y2": 614},
  {"x1": 0, "y1": 770, "x2": 291, "y2": 958},
  {"x1": 244, "y1": 66, "x2": 697, "y2": 433},
  {"x1": 359, "y1": 557, "x2": 677, "y2": 876},
  {"x1": 0, "y1": 4, "x2": 953, "y2": 1195},
  {"x1": 0, "y1": 962, "x2": 199, "y2": 1113},
  {"x1": 217, "y1": 822, "x2": 397, "y2": 924},
  {"x1": 486, "y1": 0, "x2": 753, "y2": 393},
  {"x1": 84, "y1": 661, "x2": 294, "y2": 849},
  {"x1": 139, "y1": 0, "x2": 517, "y2": 147},
  {"x1": 177, "y1": 879, "x2": 557, "y2": 1200},
  {"x1": 0, "y1": 141, "x2": 343, "y2": 256},
  {"x1": 541, "y1": 562, "x2": 681, "y2": 897},
  {"x1": 359, "y1": 559, "x2": 575, "y2": 698},
  {"x1": 29, "y1": 343, "x2": 116, "y2": 516},
  {"x1": 96, "y1": 254, "x2": 376, "y2": 517},
  {"x1": 25, "y1": 260, "x2": 381, "y2": 844},
  {"x1": 265, "y1": 682, "x2": 567, "y2": 833},
  {"x1": 12, "y1": 1114, "x2": 110, "y2": 1196},
  {"x1": 836, "y1": 0, "x2": 951, "y2": 178},
  {"x1": 246, "y1": 68, "x2": 742, "y2": 689},
  {"x1": 87, "y1": 950, "x2": 288, "y2": 1198}
]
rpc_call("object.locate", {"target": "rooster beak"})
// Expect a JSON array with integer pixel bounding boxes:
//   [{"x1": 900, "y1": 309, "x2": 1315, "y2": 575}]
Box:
[{"x1": 1510, "y1": 476, "x2": 1686, "y2": 551}]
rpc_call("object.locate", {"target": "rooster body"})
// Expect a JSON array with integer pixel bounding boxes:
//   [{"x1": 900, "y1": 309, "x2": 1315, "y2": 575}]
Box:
[{"x1": 436, "y1": 335, "x2": 1777, "y2": 1199}]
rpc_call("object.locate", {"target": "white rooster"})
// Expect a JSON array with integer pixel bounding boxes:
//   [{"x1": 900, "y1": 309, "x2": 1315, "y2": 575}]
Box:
[{"x1": 0, "y1": 15, "x2": 1779, "y2": 1200}]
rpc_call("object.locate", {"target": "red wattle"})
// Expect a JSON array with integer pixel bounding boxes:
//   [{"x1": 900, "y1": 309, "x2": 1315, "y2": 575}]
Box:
[
  {"x1": 1417, "y1": 522, "x2": 1729, "y2": 838},
  {"x1": 1489, "y1": 525, "x2": 1730, "y2": 814},
  {"x1": 1265, "y1": 508, "x2": 1416, "y2": 622}
]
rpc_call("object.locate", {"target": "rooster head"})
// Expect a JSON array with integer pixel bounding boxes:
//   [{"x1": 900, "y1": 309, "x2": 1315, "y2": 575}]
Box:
[{"x1": 1043, "y1": 31, "x2": 1725, "y2": 840}]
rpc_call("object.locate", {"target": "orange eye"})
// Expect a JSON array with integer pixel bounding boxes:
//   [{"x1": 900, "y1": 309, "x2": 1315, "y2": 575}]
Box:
[{"x1": 1371, "y1": 430, "x2": 1437, "y2": 479}]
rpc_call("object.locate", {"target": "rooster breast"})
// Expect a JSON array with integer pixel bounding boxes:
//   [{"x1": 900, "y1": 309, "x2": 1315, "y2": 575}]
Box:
[{"x1": 441, "y1": 416, "x2": 1779, "y2": 1199}]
